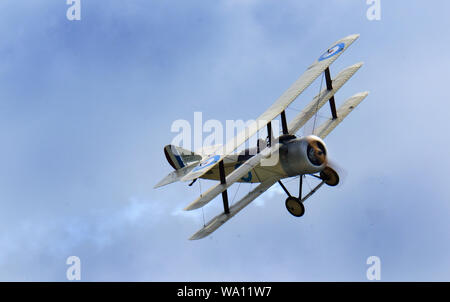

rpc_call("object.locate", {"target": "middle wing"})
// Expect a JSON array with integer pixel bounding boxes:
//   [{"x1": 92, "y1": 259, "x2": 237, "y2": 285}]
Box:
[{"x1": 181, "y1": 34, "x2": 360, "y2": 182}]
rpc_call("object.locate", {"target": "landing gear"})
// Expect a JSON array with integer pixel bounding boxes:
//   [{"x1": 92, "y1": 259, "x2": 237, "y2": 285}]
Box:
[
  {"x1": 278, "y1": 177, "x2": 307, "y2": 218},
  {"x1": 285, "y1": 196, "x2": 305, "y2": 217},
  {"x1": 279, "y1": 167, "x2": 340, "y2": 217}
]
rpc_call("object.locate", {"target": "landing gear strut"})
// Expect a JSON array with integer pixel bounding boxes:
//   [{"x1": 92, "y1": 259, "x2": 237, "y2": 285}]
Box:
[{"x1": 279, "y1": 167, "x2": 339, "y2": 217}]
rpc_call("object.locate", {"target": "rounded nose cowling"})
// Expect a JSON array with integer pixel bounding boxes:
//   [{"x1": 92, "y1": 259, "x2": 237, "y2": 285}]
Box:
[
  {"x1": 279, "y1": 135, "x2": 328, "y2": 176},
  {"x1": 307, "y1": 140, "x2": 327, "y2": 166}
]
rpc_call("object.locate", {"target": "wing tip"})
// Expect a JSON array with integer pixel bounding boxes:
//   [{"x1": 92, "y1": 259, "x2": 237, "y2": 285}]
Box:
[
  {"x1": 189, "y1": 228, "x2": 210, "y2": 240},
  {"x1": 348, "y1": 91, "x2": 370, "y2": 103},
  {"x1": 356, "y1": 91, "x2": 370, "y2": 98},
  {"x1": 189, "y1": 234, "x2": 203, "y2": 240},
  {"x1": 184, "y1": 202, "x2": 201, "y2": 211},
  {"x1": 153, "y1": 180, "x2": 166, "y2": 189},
  {"x1": 353, "y1": 61, "x2": 364, "y2": 68}
]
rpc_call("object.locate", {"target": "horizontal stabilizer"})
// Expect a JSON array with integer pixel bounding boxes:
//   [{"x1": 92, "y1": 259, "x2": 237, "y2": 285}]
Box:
[
  {"x1": 154, "y1": 162, "x2": 199, "y2": 189},
  {"x1": 315, "y1": 92, "x2": 369, "y2": 139},
  {"x1": 189, "y1": 177, "x2": 279, "y2": 240}
]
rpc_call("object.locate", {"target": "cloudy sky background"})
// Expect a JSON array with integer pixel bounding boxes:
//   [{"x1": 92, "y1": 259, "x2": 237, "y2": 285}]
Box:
[{"x1": 0, "y1": 0, "x2": 449, "y2": 281}]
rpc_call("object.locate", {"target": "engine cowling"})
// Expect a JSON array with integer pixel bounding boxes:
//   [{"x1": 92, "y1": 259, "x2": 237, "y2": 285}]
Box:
[{"x1": 279, "y1": 135, "x2": 328, "y2": 176}]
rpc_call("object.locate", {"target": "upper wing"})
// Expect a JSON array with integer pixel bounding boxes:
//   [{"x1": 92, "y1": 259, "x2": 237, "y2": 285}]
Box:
[
  {"x1": 315, "y1": 92, "x2": 369, "y2": 139},
  {"x1": 181, "y1": 34, "x2": 361, "y2": 182}
]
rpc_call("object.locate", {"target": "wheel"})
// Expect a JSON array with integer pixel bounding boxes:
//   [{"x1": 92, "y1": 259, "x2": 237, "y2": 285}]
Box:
[
  {"x1": 285, "y1": 197, "x2": 305, "y2": 217},
  {"x1": 320, "y1": 166, "x2": 339, "y2": 186}
]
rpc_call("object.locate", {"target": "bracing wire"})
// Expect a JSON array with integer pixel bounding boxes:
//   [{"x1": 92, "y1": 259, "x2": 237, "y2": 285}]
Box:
[
  {"x1": 312, "y1": 72, "x2": 325, "y2": 135},
  {"x1": 304, "y1": 175, "x2": 313, "y2": 192},
  {"x1": 198, "y1": 179, "x2": 206, "y2": 227},
  {"x1": 230, "y1": 182, "x2": 241, "y2": 207},
  {"x1": 201, "y1": 207, "x2": 206, "y2": 227}
]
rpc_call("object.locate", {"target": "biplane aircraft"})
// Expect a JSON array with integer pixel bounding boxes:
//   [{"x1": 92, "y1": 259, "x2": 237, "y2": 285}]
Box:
[{"x1": 155, "y1": 34, "x2": 369, "y2": 240}]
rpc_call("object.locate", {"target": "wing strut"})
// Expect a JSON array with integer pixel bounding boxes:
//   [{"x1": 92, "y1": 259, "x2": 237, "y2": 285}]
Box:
[
  {"x1": 267, "y1": 122, "x2": 273, "y2": 147},
  {"x1": 281, "y1": 111, "x2": 289, "y2": 135},
  {"x1": 324, "y1": 68, "x2": 338, "y2": 119},
  {"x1": 218, "y1": 160, "x2": 230, "y2": 214}
]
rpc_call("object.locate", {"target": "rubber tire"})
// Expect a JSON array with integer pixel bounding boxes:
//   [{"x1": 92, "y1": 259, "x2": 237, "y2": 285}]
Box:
[{"x1": 285, "y1": 197, "x2": 305, "y2": 217}]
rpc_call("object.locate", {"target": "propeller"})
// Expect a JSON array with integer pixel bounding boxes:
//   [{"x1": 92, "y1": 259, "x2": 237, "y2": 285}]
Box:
[
  {"x1": 323, "y1": 157, "x2": 348, "y2": 187},
  {"x1": 307, "y1": 140, "x2": 327, "y2": 166}
]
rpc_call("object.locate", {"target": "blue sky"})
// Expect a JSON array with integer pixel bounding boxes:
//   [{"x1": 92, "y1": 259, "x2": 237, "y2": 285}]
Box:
[{"x1": 0, "y1": 0, "x2": 450, "y2": 281}]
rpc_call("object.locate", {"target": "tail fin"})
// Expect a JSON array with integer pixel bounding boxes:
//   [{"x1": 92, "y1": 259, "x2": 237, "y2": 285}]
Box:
[{"x1": 164, "y1": 145, "x2": 202, "y2": 170}]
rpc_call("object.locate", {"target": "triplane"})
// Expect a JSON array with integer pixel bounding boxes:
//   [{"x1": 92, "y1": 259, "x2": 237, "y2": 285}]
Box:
[{"x1": 155, "y1": 34, "x2": 368, "y2": 240}]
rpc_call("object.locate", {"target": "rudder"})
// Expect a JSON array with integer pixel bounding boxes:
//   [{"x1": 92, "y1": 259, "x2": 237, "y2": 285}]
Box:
[{"x1": 164, "y1": 145, "x2": 202, "y2": 170}]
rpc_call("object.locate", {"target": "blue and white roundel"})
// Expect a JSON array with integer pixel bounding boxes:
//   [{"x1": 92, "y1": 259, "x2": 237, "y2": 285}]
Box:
[
  {"x1": 318, "y1": 43, "x2": 345, "y2": 62},
  {"x1": 234, "y1": 163, "x2": 252, "y2": 182},
  {"x1": 192, "y1": 154, "x2": 221, "y2": 172}
]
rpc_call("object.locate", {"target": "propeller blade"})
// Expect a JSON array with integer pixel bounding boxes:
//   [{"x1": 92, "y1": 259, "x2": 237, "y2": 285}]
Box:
[{"x1": 326, "y1": 158, "x2": 348, "y2": 187}]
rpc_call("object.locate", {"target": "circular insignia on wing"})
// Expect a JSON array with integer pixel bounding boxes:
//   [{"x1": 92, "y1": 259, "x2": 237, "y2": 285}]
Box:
[
  {"x1": 192, "y1": 155, "x2": 221, "y2": 172},
  {"x1": 318, "y1": 42, "x2": 345, "y2": 61},
  {"x1": 234, "y1": 163, "x2": 253, "y2": 182}
]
